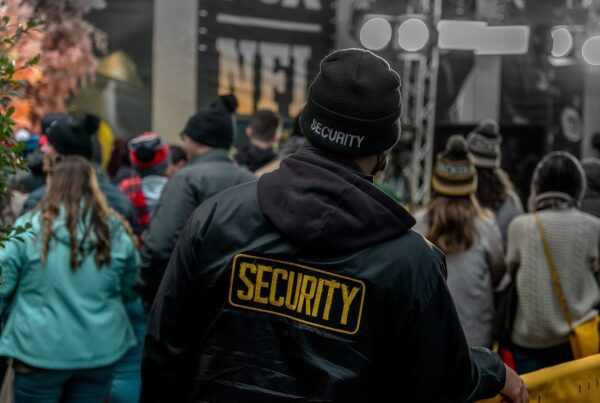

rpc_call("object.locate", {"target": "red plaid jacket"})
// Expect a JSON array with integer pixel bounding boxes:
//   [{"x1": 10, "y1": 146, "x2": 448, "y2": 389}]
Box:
[{"x1": 119, "y1": 175, "x2": 150, "y2": 233}]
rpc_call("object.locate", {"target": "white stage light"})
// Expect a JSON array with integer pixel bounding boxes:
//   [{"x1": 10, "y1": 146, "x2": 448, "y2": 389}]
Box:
[
  {"x1": 475, "y1": 26, "x2": 529, "y2": 55},
  {"x1": 437, "y1": 20, "x2": 486, "y2": 50},
  {"x1": 359, "y1": 17, "x2": 392, "y2": 51},
  {"x1": 551, "y1": 27, "x2": 573, "y2": 58},
  {"x1": 436, "y1": 20, "x2": 529, "y2": 55},
  {"x1": 397, "y1": 18, "x2": 429, "y2": 52},
  {"x1": 582, "y1": 36, "x2": 600, "y2": 65}
]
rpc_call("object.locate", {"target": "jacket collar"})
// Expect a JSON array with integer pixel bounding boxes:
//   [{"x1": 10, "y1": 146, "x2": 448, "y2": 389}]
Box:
[{"x1": 187, "y1": 148, "x2": 232, "y2": 166}]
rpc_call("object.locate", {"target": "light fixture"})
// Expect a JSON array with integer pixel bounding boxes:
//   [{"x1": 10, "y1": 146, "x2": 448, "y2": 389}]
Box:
[
  {"x1": 474, "y1": 26, "x2": 529, "y2": 55},
  {"x1": 551, "y1": 27, "x2": 573, "y2": 58},
  {"x1": 582, "y1": 36, "x2": 600, "y2": 65},
  {"x1": 437, "y1": 20, "x2": 486, "y2": 51},
  {"x1": 359, "y1": 17, "x2": 392, "y2": 51},
  {"x1": 435, "y1": 20, "x2": 529, "y2": 55},
  {"x1": 397, "y1": 18, "x2": 430, "y2": 52}
]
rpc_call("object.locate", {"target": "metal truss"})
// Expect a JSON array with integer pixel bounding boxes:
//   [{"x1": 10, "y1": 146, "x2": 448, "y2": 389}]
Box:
[{"x1": 396, "y1": 0, "x2": 441, "y2": 207}]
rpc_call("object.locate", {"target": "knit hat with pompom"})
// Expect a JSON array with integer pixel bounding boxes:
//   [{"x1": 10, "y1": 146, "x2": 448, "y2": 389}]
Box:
[
  {"x1": 182, "y1": 94, "x2": 238, "y2": 149},
  {"x1": 467, "y1": 119, "x2": 502, "y2": 168},
  {"x1": 45, "y1": 114, "x2": 99, "y2": 160},
  {"x1": 432, "y1": 135, "x2": 478, "y2": 196},
  {"x1": 128, "y1": 132, "x2": 170, "y2": 177}
]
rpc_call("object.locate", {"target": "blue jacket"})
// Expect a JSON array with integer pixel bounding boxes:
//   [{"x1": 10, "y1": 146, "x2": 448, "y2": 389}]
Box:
[
  {"x1": 0, "y1": 210, "x2": 139, "y2": 369},
  {"x1": 22, "y1": 167, "x2": 139, "y2": 234}
]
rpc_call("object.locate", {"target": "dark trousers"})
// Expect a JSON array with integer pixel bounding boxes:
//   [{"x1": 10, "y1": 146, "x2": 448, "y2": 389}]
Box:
[
  {"x1": 13, "y1": 365, "x2": 115, "y2": 403},
  {"x1": 110, "y1": 298, "x2": 147, "y2": 403},
  {"x1": 511, "y1": 341, "x2": 573, "y2": 374}
]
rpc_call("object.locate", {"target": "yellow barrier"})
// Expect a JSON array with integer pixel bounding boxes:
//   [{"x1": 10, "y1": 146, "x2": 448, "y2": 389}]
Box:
[{"x1": 480, "y1": 354, "x2": 600, "y2": 402}]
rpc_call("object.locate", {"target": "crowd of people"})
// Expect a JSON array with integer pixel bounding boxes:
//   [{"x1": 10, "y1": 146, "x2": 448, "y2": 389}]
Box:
[
  {"x1": 0, "y1": 47, "x2": 597, "y2": 402},
  {"x1": 0, "y1": 89, "x2": 306, "y2": 402},
  {"x1": 414, "y1": 127, "x2": 600, "y2": 376}
]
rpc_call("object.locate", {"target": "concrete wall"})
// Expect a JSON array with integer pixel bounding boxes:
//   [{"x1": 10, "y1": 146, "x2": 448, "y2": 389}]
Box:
[{"x1": 152, "y1": 0, "x2": 198, "y2": 143}]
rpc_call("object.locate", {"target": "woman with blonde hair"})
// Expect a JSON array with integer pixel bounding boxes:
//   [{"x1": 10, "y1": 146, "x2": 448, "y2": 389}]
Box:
[
  {"x1": 414, "y1": 135, "x2": 505, "y2": 348},
  {"x1": 0, "y1": 155, "x2": 139, "y2": 402}
]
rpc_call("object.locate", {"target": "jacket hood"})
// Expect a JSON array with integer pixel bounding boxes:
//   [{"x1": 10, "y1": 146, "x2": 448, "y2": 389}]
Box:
[
  {"x1": 257, "y1": 146, "x2": 415, "y2": 254},
  {"x1": 141, "y1": 175, "x2": 168, "y2": 202}
]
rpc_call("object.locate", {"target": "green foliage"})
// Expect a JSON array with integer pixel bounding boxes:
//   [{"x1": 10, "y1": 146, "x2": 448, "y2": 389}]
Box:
[{"x1": 0, "y1": 15, "x2": 42, "y2": 247}]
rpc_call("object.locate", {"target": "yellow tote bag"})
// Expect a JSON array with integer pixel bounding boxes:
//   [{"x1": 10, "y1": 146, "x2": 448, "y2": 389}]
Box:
[
  {"x1": 569, "y1": 315, "x2": 600, "y2": 359},
  {"x1": 535, "y1": 214, "x2": 600, "y2": 359}
]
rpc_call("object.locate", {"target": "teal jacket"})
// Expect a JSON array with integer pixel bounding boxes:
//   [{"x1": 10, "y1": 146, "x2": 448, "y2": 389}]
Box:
[{"x1": 0, "y1": 209, "x2": 139, "y2": 369}]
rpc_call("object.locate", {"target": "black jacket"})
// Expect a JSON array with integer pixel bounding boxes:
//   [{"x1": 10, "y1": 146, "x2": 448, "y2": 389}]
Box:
[
  {"x1": 141, "y1": 146, "x2": 506, "y2": 402},
  {"x1": 138, "y1": 149, "x2": 255, "y2": 307}
]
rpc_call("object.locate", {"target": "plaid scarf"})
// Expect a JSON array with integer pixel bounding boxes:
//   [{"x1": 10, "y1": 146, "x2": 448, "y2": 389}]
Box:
[{"x1": 119, "y1": 174, "x2": 150, "y2": 233}]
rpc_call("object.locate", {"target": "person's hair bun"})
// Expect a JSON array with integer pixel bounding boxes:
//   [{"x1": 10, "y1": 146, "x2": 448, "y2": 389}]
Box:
[{"x1": 219, "y1": 94, "x2": 238, "y2": 113}]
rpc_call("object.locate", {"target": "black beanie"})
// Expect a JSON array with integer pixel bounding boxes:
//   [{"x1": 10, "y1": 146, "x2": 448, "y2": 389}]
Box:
[
  {"x1": 432, "y1": 135, "x2": 477, "y2": 197},
  {"x1": 300, "y1": 49, "x2": 402, "y2": 158},
  {"x1": 41, "y1": 114, "x2": 72, "y2": 135},
  {"x1": 182, "y1": 95, "x2": 238, "y2": 149},
  {"x1": 467, "y1": 119, "x2": 502, "y2": 169},
  {"x1": 46, "y1": 114, "x2": 99, "y2": 160}
]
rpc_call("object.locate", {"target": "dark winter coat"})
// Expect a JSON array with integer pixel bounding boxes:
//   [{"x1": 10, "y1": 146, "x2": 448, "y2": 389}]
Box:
[
  {"x1": 141, "y1": 145, "x2": 506, "y2": 402},
  {"x1": 138, "y1": 148, "x2": 255, "y2": 307}
]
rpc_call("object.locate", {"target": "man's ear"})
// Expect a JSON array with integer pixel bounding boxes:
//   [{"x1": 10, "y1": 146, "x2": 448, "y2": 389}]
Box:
[{"x1": 245, "y1": 126, "x2": 252, "y2": 140}]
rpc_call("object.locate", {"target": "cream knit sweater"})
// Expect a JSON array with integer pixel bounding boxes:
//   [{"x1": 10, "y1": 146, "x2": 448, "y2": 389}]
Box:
[{"x1": 508, "y1": 208, "x2": 600, "y2": 349}]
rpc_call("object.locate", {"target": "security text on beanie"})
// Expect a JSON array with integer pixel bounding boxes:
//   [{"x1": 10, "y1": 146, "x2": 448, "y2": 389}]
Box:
[{"x1": 311, "y1": 119, "x2": 365, "y2": 149}]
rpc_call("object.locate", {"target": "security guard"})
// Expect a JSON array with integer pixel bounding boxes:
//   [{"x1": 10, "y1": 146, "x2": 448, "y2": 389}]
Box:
[{"x1": 141, "y1": 49, "x2": 527, "y2": 402}]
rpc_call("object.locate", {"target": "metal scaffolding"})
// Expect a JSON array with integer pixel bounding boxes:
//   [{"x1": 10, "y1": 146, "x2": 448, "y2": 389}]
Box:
[
  {"x1": 398, "y1": 0, "x2": 442, "y2": 207},
  {"x1": 350, "y1": 0, "x2": 442, "y2": 207}
]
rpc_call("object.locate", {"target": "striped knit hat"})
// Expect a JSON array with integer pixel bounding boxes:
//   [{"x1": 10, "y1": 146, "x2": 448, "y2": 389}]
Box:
[
  {"x1": 467, "y1": 119, "x2": 502, "y2": 168},
  {"x1": 432, "y1": 135, "x2": 477, "y2": 197}
]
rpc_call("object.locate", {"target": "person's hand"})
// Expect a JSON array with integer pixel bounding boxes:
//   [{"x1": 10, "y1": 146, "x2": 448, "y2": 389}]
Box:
[{"x1": 500, "y1": 365, "x2": 529, "y2": 403}]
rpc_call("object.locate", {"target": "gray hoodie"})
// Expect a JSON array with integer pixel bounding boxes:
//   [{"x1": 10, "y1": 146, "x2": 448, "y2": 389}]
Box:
[{"x1": 141, "y1": 175, "x2": 168, "y2": 215}]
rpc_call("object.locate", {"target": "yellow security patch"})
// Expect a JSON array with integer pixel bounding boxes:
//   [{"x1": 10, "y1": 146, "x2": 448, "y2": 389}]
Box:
[{"x1": 229, "y1": 254, "x2": 366, "y2": 335}]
